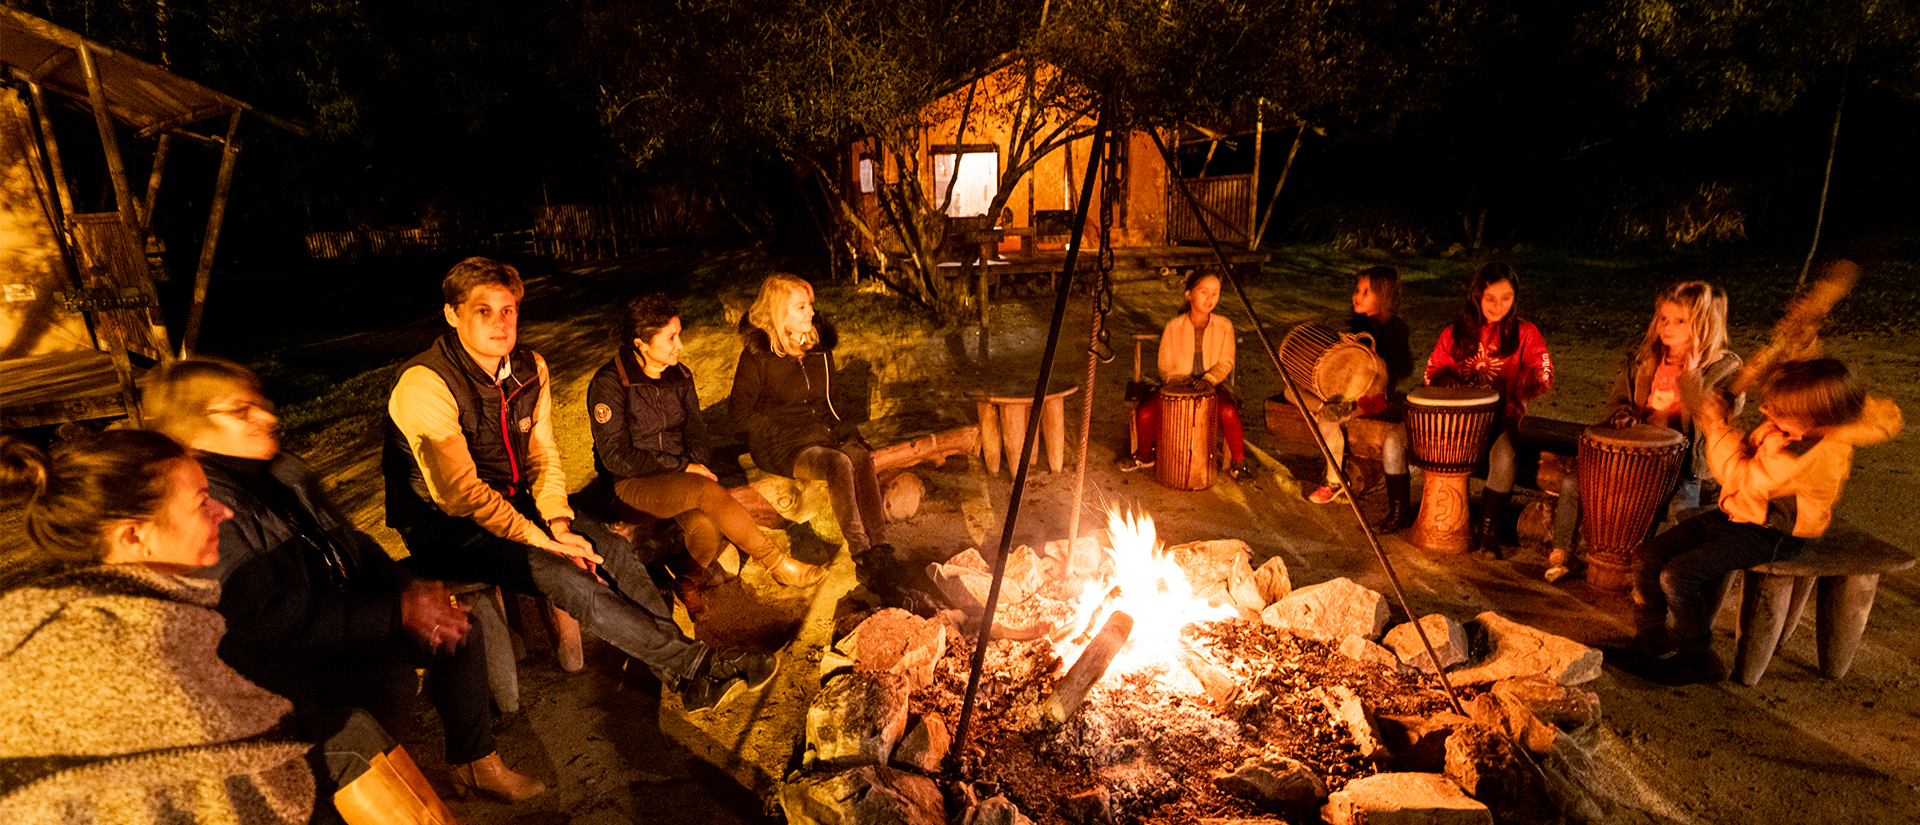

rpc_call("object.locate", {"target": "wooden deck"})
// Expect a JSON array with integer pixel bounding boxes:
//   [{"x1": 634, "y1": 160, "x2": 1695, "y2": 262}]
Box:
[{"x1": 0, "y1": 349, "x2": 131, "y2": 430}]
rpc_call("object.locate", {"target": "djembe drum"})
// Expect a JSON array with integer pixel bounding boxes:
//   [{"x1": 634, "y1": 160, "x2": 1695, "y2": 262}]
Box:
[
  {"x1": 1405, "y1": 387, "x2": 1503, "y2": 553},
  {"x1": 1279, "y1": 323, "x2": 1379, "y2": 406},
  {"x1": 1577, "y1": 424, "x2": 1688, "y2": 591},
  {"x1": 1155, "y1": 379, "x2": 1218, "y2": 491}
]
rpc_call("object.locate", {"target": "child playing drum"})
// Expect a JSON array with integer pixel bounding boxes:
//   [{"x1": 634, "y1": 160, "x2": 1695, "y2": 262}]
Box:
[
  {"x1": 1396, "y1": 262, "x2": 1553, "y2": 556},
  {"x1": 1119, "y1": 269, "x2": 1253, "y2": 481},
  {"x1": 1546, "y1": 281, "x2": 1743, "y2": 582},
  {"x1": 1617, "y1": 359, "x2": 1902, "y2": 685},
  {"x1": 1300, "y1": 267, "x2": 1414, "y2": 510}
]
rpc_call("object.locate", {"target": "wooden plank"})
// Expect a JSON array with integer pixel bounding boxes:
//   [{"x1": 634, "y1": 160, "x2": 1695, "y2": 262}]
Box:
[
  {"x1": 67, "y1": 213, "x2": 168, "y2": 362},
  {"x1": 0, "y1": 350, "x2": 130, "y2": 429},
  {"x1": 181, "y1": 110, "x2": 242, "y2": 357}
]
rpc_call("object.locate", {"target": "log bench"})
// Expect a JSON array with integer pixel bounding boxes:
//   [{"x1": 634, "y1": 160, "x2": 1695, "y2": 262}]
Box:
[{"x1": 1731, "y1": 523, "x2": 1916, "y2": 686}]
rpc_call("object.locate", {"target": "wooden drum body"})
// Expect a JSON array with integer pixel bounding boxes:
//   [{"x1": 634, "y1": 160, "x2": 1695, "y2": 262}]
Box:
[
  {"x1": 1155, "y1": 380, "x2": 1218, "y2": 491},
  {"x1": 1405, "y1": 387, "x2": 1502, "y2": 553},
  {"x1": 1577, "y1": 424, "x2": 1687, "y2": 591},
  {"x1": 1279, "y1": 323, "x2": 1379, "y2": 405}
]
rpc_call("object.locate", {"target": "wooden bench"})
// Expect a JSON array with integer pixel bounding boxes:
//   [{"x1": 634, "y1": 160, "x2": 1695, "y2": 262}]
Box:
[{"x1": 1731, "y1": 524, "x2": 1916, "y2": 686}]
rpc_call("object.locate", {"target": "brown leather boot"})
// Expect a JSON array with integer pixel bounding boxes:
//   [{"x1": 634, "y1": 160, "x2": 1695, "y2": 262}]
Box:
[
  {"x1": 765, "y1": 554, "x2": 827, "y2": 588},
  {"x1": 450, "y1": 752, "x2": 547, "y2": 802}
]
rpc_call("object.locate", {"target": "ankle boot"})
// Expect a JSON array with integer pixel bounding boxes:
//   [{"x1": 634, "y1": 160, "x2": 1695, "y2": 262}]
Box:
[
  {"x1": 1474, "y1": 489, "x2": 1511, "y2": 558},
  {"x1": 451, "y1": 752, "x2": 547, "y2": 802},
  {"x1": 1377, "y1": 473, "x2": 1413, "y2": 533},
  {"x1": 765, "y1": 554, "x2": 827, "y2": 587}
]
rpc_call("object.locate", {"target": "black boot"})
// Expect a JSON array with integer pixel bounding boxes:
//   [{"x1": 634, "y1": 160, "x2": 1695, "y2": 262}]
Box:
[
  {"x1": 1474, "y1": 489, "x2": 1511, "y2": 559},
  {"x1": 1377, "y1": 473, "x2": 1414, "y2": 533}
]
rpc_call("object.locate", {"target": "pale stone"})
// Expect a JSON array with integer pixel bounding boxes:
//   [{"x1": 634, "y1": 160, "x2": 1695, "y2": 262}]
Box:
[
  {"x1": 1448, "y1": 612, "x2": 1603, "y2": 686},
  {"x1": 882, "y1": 472, "x2": 925, "y2": 520},
  {"x1": 1316, "y1": 685, "x2": 1386, "y2": 760},
  {"x1": 1210, "y1": 755, "x2": 1326, "y2": 804},
  {"x1": 1443, "y1": 725, "x2": 1558, "y2": 825},
  {"x1": 1320, "y1": 772, "x2": 1492, "y2": 825},
  {"x1": 807, "y1": 672, "x2": 911, "y2": 767},
  {"x1": 1261, "y1": 577, "x2": 1390, "y2": 645},
  {"x1": 1384, "y1": 614, "x2": 1470, "y2": 673},
  {"x1": 1253, "y1": 555, "x2": 1292, "y2": 604},
  {"x1": 1338, "y1": 634, "x2": 1404, "y2": 672},
  {"x1": 1463, "y1": 694, "x2": 1558, "y2": 757},
  {"x1": 845, "y1": 608, "x2": 947, "y2": 691},
  {"x1": 1491, "y1": 674, "x2": 1602, "y2": 736},
  {"x1": 962, "y1": 795, "x2": 1033, "y2": 825},
  {"x1": 1043, "y1": 535, "x2": 1107, "y2": 581},
  {"x1": 780, "y1": 765, "x2": 945, "y2": 825},
  {"x1": 927, "y1": 546, "x2": 1045, "y2": 615},
  {"x1": 1168, "y1": 539, "x2": 1267, "y2": 615},
  {"x1": 891, "y1": 715, "x2": 950, "y2": 773}
]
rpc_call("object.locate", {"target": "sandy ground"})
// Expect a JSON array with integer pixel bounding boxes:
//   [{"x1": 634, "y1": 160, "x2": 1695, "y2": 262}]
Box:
[{"x1": 6, "y1": 253, "x2": 1917, "y2": 824}]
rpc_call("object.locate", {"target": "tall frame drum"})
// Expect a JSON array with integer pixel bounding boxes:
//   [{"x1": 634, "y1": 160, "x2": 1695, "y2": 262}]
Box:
[
  {"x1": 1577, "y1": 424, "x2": 1687, "y2": 591},
  {"x1": 1155, "y1": 380, "x2": 1218, "y2": 491},
  {"x1": 1279, "y1": 323, "x2": 1379, "y2": 404},
  {"x1": 1404, "y1": 386, "x2": 1502, "y2": 553}
]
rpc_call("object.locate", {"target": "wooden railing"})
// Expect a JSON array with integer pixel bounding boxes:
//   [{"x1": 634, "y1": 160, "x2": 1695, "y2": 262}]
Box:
[{"x1": 1168, "y1": 173, "x2": 1253, "y2": 247}]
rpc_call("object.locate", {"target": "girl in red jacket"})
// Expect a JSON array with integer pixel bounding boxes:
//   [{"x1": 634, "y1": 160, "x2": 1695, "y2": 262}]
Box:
[{"x1": 1418, "y1": 262, "x2": 1553, "y2": 556}]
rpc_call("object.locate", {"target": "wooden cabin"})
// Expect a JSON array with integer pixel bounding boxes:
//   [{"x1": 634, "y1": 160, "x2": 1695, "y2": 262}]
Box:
[{"x1": 0, "y1": 7, "x2": 299, "y2": 430}]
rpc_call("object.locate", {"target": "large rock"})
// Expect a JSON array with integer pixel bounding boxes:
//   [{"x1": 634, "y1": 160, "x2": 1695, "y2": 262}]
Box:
[
  {"x1": 1253, "y1": 556, "x2": 1292, "y2": 604},
  {"x1": 1377, "y1": 712, "x2": 1474, "y2": 773},
  {"x1": 1338, "y1": 634, "x2": 1404, "y2": 673},
  {"x1": 1211, "y1": 755, "x2": 1327, "y2": 805},
  {"x1": 1261, "y1": 578, "x2": 1390, "y2": 645},
  {"x1": 807, "y1": 672, "x2": 912, "y2": 767},
  {"x1": 845, "y1": 608, "x2": 947, "y2": 691},
  {"x1": 891, "y1": 715, "x2": 950, "y2": 773},
  {"x1": 1462, "y1": 694, "x2": 1557, "y2": 756},
  {"x1": 1491, "y1": 674, "x2": 1602, "y2": 737},
  {"x1": 781, "y1": 765, "x2": 946, "y2": 825},
  {"x1": 1167, "y1": 539, "x2": 1267, "y2": 616},
  {"x1": 928, "y1": 547, "x2": 1045, "y2": 615},
  {"x1": 1443, "y1": 725, "x2": 1558, "y2": 825},
  {"x1": 1384, "y1": 615, "x2": 1469, "y2": 673},
  {"x1": 962, "y1": 795, "x2": 1033, "y2": 825},
  {"x1": 1448, "y1": 612, "x2": 1602, "y2": 686},
  {"x1": 1321, "y1": 772, "x2": 1491, "y2": 825},
  {"x1": 1316, "y1": 685, "x2": 1386, "y2": 760}
]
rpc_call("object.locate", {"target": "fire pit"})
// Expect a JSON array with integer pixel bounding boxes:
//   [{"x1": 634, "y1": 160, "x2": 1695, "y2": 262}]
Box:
[{"x1": 781, "y1": 510, "x2": 1609, "y2": 825}]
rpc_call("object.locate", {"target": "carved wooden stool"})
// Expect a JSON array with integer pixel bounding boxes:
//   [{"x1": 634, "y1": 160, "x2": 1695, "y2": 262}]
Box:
[
  {"x1": 970, "y1": 384, "x2": 1078, "y2": 474},
  {"x1": 1731, "y1": 525, "x2": 1915, "y2": 686}
]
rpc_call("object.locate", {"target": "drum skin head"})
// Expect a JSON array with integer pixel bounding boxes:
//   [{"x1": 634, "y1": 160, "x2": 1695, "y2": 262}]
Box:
[
  {"x1": 1407, "y1": 386, "x2": 1502, "y2": 407},
  {"x1": 1582, "y1": 423, "x2": 1687, "y2": 449},
  {"x1": 1315, "y1": 347, "x2": 1376, "y2": 402}
]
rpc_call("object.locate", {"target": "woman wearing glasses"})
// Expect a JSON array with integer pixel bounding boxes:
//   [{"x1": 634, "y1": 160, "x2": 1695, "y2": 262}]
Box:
[{"x1": 143, "y1": 358, "x2": 547, "y2": 804}]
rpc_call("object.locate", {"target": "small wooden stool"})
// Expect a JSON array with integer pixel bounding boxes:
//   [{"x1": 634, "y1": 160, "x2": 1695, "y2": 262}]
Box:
[
  {"x1": 1731, "y1": 525, "x2": 1916, "y2": 686},
  {"x1": 970, "y1": 385, "x2": 1078, "y2": 474}
]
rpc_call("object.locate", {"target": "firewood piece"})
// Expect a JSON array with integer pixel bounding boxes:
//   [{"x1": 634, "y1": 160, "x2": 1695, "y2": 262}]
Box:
[
  {"x1": 872, "y1": 426, "x2": 982, "y2": 472},
  {"x1": 1176, "y1": 647, "x2": 1241, "y2": 707},
  {"x1": 1042, "y1": 611, "x2": 1135, "y2": 726}
]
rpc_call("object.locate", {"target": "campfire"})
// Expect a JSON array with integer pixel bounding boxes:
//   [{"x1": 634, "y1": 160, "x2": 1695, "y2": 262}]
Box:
[{"x1": 782, "y1": 510, "x2": 1612, "y2": 825}]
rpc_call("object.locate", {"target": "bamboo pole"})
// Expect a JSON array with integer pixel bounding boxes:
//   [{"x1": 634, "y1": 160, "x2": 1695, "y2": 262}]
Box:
[
  {"x1": 77, "y1": 45, "x2": 140, "y2": 234},
  {"x1": 140, "y1": 133, "x2": 170, "y2": 242},
  {"x1": 180, "y1": 110, "x2": 243, "y2": 358},
  {"x1": 26, "y1": 81, "x2": 73, "y2": 217}
]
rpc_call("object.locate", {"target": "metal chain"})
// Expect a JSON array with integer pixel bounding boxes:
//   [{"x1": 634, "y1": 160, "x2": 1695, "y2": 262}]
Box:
[{"x1": 1069, "y1": 123, "x2": 1126, "y2": 543}]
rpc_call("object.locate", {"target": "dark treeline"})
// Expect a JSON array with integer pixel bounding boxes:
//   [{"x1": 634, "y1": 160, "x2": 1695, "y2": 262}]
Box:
[{"x1": 19, "y1": 0, "x2": 1920, "y2": 279}]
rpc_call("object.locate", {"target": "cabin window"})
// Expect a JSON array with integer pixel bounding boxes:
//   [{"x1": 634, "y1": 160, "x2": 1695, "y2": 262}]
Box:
[
  {"x1": 858, "y1": 156, "x2": 875, "y2": 194},
  {"x1": 931, "y1": 147, "x2": 998, "y2": 218}
]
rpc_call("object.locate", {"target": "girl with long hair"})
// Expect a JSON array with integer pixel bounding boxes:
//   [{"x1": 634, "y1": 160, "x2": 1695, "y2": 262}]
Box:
[{"x1": 1119, "y1": 269, "x2": 1254, "y2": 481}]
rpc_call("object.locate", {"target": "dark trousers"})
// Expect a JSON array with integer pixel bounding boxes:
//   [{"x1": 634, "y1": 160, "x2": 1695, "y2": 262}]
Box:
[
  {"x1": 315, "y1": 624, "x2": 494, "y2": 765},
  {"x1": 793, "y1": 442, "x2": 887, "y2": 554},
  {"x1": 397, "y1": 500, "x2": 702, "y2": 685},
  {"x1": 1634, "y1": 509, "x2": 1807, "y2": 654}
]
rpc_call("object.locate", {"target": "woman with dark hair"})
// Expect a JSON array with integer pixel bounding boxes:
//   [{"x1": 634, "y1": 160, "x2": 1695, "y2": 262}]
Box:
[
  {"x1": 1119, "y1": 268, "x2": 1254, "y2": 481},
  {"x1": 143, "y1": 357, "x2": 546, "y2": 804},
  {"x1": 590, "y1": 294, "x2": 826, "y2": 617},
  {"x1": 1417, "y1": 262, "x2": 1554, "y2": 556},
  {"x1": 0, "y1": 429, "x2": 316, "y2": 823}
]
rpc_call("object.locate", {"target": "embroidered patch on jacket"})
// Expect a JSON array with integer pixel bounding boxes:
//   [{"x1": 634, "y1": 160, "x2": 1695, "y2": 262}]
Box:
[
  {"x1": 518, "y1": 417, "x2": 533, "y2": 433},
  {"x1": 594, "y1": 403, "x2": 612, "y2": 424}
]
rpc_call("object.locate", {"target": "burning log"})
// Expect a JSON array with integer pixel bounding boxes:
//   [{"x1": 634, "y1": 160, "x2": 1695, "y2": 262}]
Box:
[
  {"x1": 1175, "y1": 646, "x2": 1241, "y2": 707},
  {"x1": 1041, "y1": 611, "x2": 1134, "y2": 726}
]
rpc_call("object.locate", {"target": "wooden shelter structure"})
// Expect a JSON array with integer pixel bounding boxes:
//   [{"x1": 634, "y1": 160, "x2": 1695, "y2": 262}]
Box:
[{"x1": 0, "y1": 7, "x2": 301, "y2": 430}]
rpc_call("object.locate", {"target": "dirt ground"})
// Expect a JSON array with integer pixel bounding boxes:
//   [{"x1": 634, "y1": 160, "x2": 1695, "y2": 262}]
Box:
[{"x1": 7, "y1": 250, "x2": 1917, "y2": 824}]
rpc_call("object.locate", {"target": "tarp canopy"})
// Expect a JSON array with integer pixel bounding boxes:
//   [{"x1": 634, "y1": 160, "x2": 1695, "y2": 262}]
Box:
[{"x1": 0, "y1": 6, "x2": 304, "y2": 142}]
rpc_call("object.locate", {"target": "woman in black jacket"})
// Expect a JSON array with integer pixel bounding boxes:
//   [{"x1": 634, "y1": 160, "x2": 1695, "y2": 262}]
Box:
[
  {"x1": 729, "y1": 274, "x2": 891, "y2": 564},
  {"x1": 589, "y1": 295, "x2": 826, "y2": 615},
  {"x1": 143, "y1": 357, "x2": 546, "y2": 804}
]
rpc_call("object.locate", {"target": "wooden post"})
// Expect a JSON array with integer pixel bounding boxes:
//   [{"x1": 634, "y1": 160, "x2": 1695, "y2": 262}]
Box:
[
  {"x1": 1249, "y1": 105, "x2": 1261, "y2": 248},
  {"x1": 1041, "y1": 611, "x2": 1133, "y2": 726},
  {"x1": 140, "y1": 133, "x2": 171, "y2": 242},
  {"x1": 180, "y1": 110, "x2": 243, "y2": 357},
  {"x1": 26, "y1": 81, "x2": 73, "y2": 217},
  {"x1": 77, "y1": 45, "x2": 141, "y2": 236}
]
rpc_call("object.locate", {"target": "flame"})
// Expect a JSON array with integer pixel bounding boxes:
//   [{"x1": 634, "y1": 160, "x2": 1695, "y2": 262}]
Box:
[{"x1": 1058, "y1": 506, "x2": 1236, "y2": 686}]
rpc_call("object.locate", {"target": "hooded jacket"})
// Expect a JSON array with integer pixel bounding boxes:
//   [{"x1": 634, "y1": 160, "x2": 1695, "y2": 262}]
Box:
[
  {"x1": 1600, "y1": 349, "x2": 1745, "y2": 479},
  {"x1": 1704, "y1": 395, "x2": 1903, "y2": 538},
  {"x1": 589, "y1": 346, "x2": 712, "y2": 478},
  {"x1": 730, "y1": 314, "x2": 851, "y2": 477},
  {"x1": 0, "y1": 565, "x2": 314, "y2": 824}
]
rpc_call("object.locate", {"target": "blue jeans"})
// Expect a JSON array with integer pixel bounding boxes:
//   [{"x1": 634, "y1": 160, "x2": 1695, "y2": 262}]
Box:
[
  {"x1": 1633, "y1": 509, "x2": 1806, "y2": 654},
  {"x1": 398, "y1": 499, "x2": 702, "y2": 686}
]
